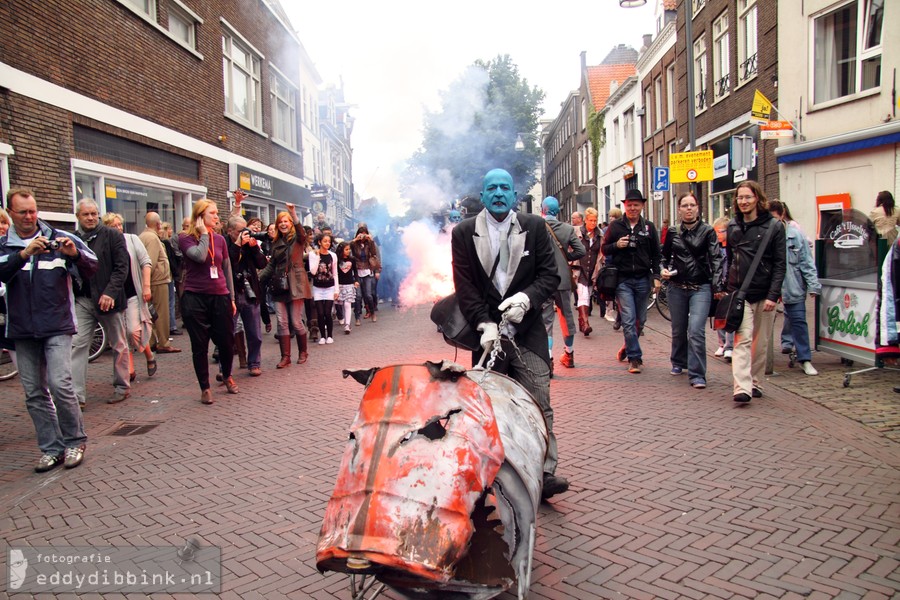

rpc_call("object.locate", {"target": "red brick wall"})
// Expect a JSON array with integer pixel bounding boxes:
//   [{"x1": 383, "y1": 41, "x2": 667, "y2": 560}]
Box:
[{"x1": 0, "y1": 0, "x2": 304, "y2": 214}]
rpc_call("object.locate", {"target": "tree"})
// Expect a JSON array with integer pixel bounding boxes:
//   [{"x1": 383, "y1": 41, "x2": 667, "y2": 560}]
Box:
[{"x1": 403, "y1": 55, "x2": 545, "y2": 206}]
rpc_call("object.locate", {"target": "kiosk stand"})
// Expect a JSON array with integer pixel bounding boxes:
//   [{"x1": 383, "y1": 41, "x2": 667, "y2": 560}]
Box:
[{"x1": 816, "y1": 208, "x2": 899, "y2": 386}]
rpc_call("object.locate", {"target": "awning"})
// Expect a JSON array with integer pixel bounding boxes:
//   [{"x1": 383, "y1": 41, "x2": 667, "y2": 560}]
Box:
[{"x1": 775, "y1": 120, "x2": 900, "y2": 164}]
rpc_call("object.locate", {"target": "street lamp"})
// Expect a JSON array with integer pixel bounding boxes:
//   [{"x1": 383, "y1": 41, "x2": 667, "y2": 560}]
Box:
[{"x1": 514, "y1": 133, "x2": 525, "y2": 152}]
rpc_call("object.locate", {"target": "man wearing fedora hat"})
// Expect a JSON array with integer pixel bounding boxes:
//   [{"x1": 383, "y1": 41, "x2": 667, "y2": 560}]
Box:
[{"x1": 601, "y1": 189, "x2": 662, "y2": 373}]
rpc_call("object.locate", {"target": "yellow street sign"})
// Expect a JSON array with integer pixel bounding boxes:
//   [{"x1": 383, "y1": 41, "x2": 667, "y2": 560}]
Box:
[
  {"x1": 669, "y1": 150, "x2": 714, "y2": 183},
  {"x1": 750, "y1": 89, "x2": 773, "y2": 125}
]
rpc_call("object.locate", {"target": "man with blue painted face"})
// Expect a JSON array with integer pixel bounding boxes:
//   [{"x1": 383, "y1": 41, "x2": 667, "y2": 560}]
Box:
[{"x1": 451, "y1": 168, "x2": 568, "y2": 500}]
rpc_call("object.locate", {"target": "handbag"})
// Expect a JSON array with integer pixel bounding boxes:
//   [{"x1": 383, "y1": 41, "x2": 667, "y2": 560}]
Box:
[
  {"x1": 713, "y1": 220, "x2": 778, "y2": 332},
  {"x1": 431, "y1": 254, "x2": 501, "y2": 351},
  {"x1": 596, "y1": 263, "x2": 618, "y2": 301},
  {"x1": 430, "y1": 293, "x2": 480, "y2": 351}
]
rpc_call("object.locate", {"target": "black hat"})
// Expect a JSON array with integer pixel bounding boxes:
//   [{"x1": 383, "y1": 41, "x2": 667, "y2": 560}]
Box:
[{"x1": 624, "y1": 189, "x2": 646, "y2": 202}]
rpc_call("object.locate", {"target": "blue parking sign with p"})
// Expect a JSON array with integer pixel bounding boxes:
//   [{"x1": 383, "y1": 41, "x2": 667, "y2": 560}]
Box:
[{"x1": 653, "y1": 167, "x2": 669, "y2": 192}]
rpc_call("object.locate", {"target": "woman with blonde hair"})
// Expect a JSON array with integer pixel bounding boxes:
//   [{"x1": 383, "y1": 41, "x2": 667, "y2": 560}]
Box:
[
  {"x1": 178, "y1": 198, "x2": 238, "y2": 404},
  {"x1": 258, "y1": 203, "x2": 311, "y2": 367},
  {"x1": 102, "y1": 212, "x2": 156, "y2": 380}
]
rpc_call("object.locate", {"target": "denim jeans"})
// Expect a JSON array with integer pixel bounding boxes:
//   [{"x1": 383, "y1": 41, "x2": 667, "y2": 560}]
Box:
[
  {"x1": 168, "y1": 281, "x2": 177, "y2": 331},
  {"x1": 72, "y1": 296, "x2": 130, "y2": 405},
  {"x1": 780, "y1": 312, "x2": 794, "y2": 350},
  {"x1": 16, "y1": 335, "x2": 87, "y2": 455},
  {"x1": 616, "y1": 275, "x2": 651, "y2": 361},
  {"x1": 235, "y1": 299, "x2": 263, "y2": 369},
  {"x1": 783, "y1": 301, "x2": 812, "y2": 362},
  {"x1": 667, "y1": 284, "x2": 712, "y2": 382},
  {"x1": 274, "y1": 299, "x2": 307, "y2": 336},
  {"x1": 358, "y1": 275, "x2": 377, "y2": 316}
]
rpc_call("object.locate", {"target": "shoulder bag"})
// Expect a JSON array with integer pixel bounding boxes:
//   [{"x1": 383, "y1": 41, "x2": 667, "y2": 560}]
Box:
[
  {"x1": 713, "y1": 221, "x2": 777, "y2": 332},
  {"x1": 431, "y1": 254, "x2": 501, "y2": 351}
]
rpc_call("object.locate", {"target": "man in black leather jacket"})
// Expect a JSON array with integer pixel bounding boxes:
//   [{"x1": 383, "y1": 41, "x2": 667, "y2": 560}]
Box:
[
  {"x1": 661, "y1": 193, "x2": 723, "y2": 389},
  {"x1": 725, "y1": 180, "x2": 786, "y2": 403}
]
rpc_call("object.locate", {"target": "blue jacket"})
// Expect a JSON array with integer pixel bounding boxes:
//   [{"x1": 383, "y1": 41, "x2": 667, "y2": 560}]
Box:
[
  {"x1": 0, "y1": 220, "x2": 98, "y2": 339},
  {"x1": 781, "y1": 222, "x2": 821, "y2": 304}
]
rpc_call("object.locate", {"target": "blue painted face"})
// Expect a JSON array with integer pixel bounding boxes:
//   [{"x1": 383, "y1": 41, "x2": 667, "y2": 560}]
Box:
[{"x1": 480, "y1": 169, "x2": 516, "y2": 221}]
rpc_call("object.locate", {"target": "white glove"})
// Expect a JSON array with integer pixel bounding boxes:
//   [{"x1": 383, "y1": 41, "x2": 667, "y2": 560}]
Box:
[
  {"x1": 498, "y1": 292, "x2": 530, "y2": 323},
  {"x1": 477, "y1": 322, "x2": 499, "y2": 353}
]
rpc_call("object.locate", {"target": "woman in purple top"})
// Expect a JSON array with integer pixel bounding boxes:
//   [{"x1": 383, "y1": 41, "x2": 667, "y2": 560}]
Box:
[{"x1": 178, "y1": 199, "x2": 238, "y2": 404}]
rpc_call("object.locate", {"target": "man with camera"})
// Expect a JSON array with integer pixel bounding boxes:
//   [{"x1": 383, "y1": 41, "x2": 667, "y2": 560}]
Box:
[
  {"x1": 0, "y1": 188, "x2": 97, "y2": 471},
  {"x1": 601, "y1": 189, "x2": 661, "y2": 374},
  {"x1": 72, "y1": 198, "x2": 132, "y2": 406},
  {"x1": 226, "y1": 215, "x2": 268, "y2": 376}
]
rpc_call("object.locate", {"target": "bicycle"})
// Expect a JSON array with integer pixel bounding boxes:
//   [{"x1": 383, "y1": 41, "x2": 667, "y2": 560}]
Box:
[{"x1": 647, "y1": 280, "x2": 671, "y2": 321}]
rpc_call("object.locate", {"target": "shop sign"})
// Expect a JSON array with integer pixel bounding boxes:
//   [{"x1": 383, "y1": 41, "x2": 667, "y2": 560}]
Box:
[
  {"x1": 760, "y1": 120, "x2": 794, "y2": 139},
  {"x1": 818, "y1": 288, "x2": 876, "y2": 351},
  {"x1": 826, "y1": 220, "x2": 870, "y2": 249},
  {"x1": 622, "y1": 161, "x2": 635, "y2": 179},
  {"x1": 234, "y1": 164, "x2": 311, "y2": 208}
]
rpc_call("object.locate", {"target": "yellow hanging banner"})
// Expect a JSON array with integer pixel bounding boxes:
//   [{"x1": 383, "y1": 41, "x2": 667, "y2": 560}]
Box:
[{"x1": 750, "y1": 90, "x2": 773, "y2": 125}]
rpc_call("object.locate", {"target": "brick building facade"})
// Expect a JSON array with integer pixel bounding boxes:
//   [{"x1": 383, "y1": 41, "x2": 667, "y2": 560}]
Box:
[
  {"x1": 674, "y1": 0, "x2": 779, "y2": 223},
  {"x1": 0, "y1": 0, "x2": 311, "y2": 231}
]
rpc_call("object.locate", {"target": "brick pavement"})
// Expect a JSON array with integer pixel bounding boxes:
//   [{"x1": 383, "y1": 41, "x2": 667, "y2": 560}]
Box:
[{"x1": 0, "y1": 303, "x2": 897, "y2": 599}]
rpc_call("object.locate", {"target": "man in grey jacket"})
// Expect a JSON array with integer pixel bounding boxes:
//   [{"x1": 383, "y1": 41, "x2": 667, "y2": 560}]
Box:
[{"x1": 540, "y1": 197, "x2": 585, "y2": 370}]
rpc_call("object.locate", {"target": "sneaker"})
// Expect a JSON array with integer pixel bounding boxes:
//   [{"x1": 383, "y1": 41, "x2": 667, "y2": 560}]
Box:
[
  {"x1": 344, "y1": 324, "x2": 351, "y2": 334},
  {"x1": 35, "y1": 453, "x2": 64, "y2": 473},
  {"x1": 690, "y1": 379, "x2": 707, "y2": 389},
  {"x1": 326, "y1": 337, "x2": 334, "y2": 344},
  {"x1": 318, "y1": 338, "x2": 326, "y2": 345},
  {"x1": 714, "y1": 346, "x2": 725, "y2": 357},
  {"x1": 64, "y1": 445, "x2": 85, "y2": 469},
  {"x1": 801, "y1": 361, "x2": 818, "y2": 376},
  {"x1": 541, "y1": 473, "x2": 570, "y2": 500},
  {"x1": 723, "y1": 349, "x2": 733, "y2": 362},
  {"x1": 109, "y1": 389, "x2": 129, "y2": 404},
  {"x1": 560, "y1": 351, "x2": 574, "y2": 368},
  {"x1": 781, "y1": 346, "x2": 794, "y2": 355},
  {"x1": 733, "y1": 393, "x2": 752, "y2": 403},
  {"x1": 752, "y1": 387, "x2": 763, "y2": 398},
  {"x1": 355, "y1": 318, "x2": 361, "y2": 326},
  {"x1": 628, "y1": 359, "x2": 642, "y2": 374},
  {"x1": 604, "y1": 312, "x2": 616, "y2": 323},
  {"x1": 670, "y1": 366, "x2": 684, "y2": 376},
  {"x1": 616, "y1": 346, "x2": 628, "y2": 362}
]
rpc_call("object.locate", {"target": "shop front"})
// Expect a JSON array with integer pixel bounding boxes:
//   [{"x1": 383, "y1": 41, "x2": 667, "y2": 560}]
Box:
[
  {"x1": 231, "y1": 163, "x2": 311, "y2": 226},
  {"x1": 72, "y1": 159, "x2": 207, "y2": 234}
]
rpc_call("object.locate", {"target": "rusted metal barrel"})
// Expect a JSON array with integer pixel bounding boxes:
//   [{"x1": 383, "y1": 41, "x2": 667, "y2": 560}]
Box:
[{"x1": 317, "y1": 362, "x2": 549, "y2": 599}]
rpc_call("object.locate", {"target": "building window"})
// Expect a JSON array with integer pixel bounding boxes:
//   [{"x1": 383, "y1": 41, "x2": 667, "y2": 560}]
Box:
[
  {"x1": 738, "y1": 0, "x2": 758, "y2": 85},
  {"x1": 623, "y1": 109, "x2": 635, "y2": 158},
  {"x1": 613, "y1": 117, "x2": 620, "y2": 164},
  {"x1": 665, "y1": 64, "x2": 675, "y2": 122},
  {"x1": 644, "y1": 88, "x2": 654, "y2": 134},
  {"x1": 693, "y1": 36, "x2": 708, "y2": 114},
  {"x1": 581, "y1": 98, "x2": 587, "y2": 131},
  {"x1": 167, "y1": 2, "x2": 199, "y2": 49},
  {"x1": 222, "y1": 31, "x2": 262, "y2": 130},
  {"x1": 813, "y1": 0, "x2": 883, "y2": 105},
  {"x1": 120, "y1": 0, "x2": 156, "y2": 19},
  {"x1": 691, "y1": 0, "x2": 706, "y2": 17},
  {"x1": 270, "y1": 68, "x2": 297, "y2": 150},
  {"x1": 713, "y1": 11, "x2": 730, "y2": 102},
  {"x1": 654, "y1": 77, "x2": 663, "y2": 130}
]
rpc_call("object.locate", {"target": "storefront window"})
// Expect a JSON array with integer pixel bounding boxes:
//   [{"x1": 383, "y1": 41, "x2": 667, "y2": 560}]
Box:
[{"x1": 104, "y1": 179, "x2": 174, "y2": 234}]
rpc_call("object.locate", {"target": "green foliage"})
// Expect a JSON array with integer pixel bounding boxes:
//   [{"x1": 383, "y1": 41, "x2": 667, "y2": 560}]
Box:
[
  {"x1": 587, "y1": 106, "x2": 605, "y2": 178},
  {"x1": 403, "y1": 55, "x2": 545, "y2": 205}
]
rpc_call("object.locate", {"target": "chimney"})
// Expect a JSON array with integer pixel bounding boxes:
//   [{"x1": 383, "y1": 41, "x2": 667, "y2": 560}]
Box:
[
  {"x1": 643, "y1": 34, "x2": 653, "y2": 49},
  {"x1": 580, "y1": 50, "x2": 587, "y2": 73}
]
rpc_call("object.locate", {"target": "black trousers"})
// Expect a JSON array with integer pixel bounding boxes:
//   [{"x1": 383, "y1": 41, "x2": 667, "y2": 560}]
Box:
[{"x1": 181, "y1": 291, "x2": 234, "y2": 391}]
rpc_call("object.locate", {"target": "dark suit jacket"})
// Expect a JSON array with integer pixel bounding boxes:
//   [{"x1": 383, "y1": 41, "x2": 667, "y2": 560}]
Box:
[{"x1": 451, "y1": 210, "x2": 560, "y2": 365}]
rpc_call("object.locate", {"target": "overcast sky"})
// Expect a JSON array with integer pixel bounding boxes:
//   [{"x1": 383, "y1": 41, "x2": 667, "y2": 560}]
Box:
[{"x1": 287, "y1": 0, "x2": 657, "y2": 213}]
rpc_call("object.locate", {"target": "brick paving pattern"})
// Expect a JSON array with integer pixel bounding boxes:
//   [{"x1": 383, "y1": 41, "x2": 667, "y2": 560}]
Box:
[{"x1": 0, "y1": 303, "x2": 897, "y2": 599}]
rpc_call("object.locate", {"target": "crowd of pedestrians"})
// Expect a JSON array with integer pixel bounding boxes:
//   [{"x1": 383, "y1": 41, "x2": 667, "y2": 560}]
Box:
[{"x1": 0, "y1": 188, "x2": 383, "y2": 472}]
